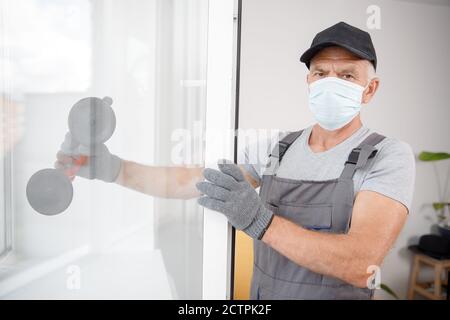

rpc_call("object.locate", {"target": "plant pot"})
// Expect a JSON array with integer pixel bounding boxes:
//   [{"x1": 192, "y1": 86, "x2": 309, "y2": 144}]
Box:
[{"x1": 437, "y1": 223, "x2": 450, "y2": 242}]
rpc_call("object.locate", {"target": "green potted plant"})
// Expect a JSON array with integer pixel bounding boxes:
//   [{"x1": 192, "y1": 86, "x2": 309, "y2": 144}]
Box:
[{"x1": 418, "y1": 151, "x2": 450, "y2": 240}]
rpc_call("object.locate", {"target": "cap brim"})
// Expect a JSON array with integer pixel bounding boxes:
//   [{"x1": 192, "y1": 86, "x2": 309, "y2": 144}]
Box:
[{"x1": 300, "y1": 41, "x2": 374, "y2": 69}]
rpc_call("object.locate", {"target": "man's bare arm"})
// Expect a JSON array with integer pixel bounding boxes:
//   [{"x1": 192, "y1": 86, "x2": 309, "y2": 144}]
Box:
[
  {"x1": 114, "y1": 160, "x2": 204, "y2": 199},
  {"x1": 261, "y1": 190, "x2": 407, "y2": 288},
  {"x1": 114, "y1": 161, "x2": 258, "y2": 199}
]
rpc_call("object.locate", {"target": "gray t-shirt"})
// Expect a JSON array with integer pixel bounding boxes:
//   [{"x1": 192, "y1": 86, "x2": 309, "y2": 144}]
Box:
[{"x1": 238, "y1": 125, "x2": 416, "y2": 213}]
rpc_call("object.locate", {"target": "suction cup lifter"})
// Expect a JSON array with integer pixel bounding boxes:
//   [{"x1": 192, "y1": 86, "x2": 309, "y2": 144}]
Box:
[{"x1": 26, "y1": 96, "x2": 116, "y2": 216}]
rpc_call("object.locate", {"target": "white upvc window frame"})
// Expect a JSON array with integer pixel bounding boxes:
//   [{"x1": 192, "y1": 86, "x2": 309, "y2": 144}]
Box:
[
  {"x1": 202, "y1": 0, "x2": 238, "y2": 300},
  {"x1": 0, "y1": 119, "x2": 13, "y2": 260}
]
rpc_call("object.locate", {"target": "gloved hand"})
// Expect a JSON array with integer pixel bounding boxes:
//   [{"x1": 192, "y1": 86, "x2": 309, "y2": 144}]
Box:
[
  {"x1": 54, "y1": 132, "x2": 122, "y2": 183},
  {"x1": 196, "y1": 160, "x2": 274, "y2": 240}
]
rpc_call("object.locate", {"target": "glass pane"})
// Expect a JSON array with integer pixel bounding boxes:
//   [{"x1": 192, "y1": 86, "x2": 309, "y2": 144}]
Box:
[
  {"x1": 0, "y1": 100, "x2": 4, "y2": 256},
  {"x1": 0, "y1": 97, "x2": 17, "y2": 259},
  {"x1": 0, "y1": 0, "x2": 208, "y2": 299},
  {"x1": 0, "y1": 112, "x2": 4, "y2": 256}
]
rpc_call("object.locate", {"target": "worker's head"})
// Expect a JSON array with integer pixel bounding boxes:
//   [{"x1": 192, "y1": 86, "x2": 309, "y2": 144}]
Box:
[
  {"x1": 300, "y1": 22, "x2": 379, "y2": 130},
  {"x1": 307, "y1": 46, "x2": 379, "y2": 104}
]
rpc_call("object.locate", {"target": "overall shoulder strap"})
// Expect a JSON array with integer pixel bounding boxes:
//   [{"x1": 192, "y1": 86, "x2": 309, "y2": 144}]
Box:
[
  {"x1": 340, "y1": 132, "x2": 386, "y2": 179},
  {"x1": 269, "y1": 130, "x2": 304, "y2": 162},
  {"x1": 264, "y1": 129, "x2": 304, "y2": 175}
]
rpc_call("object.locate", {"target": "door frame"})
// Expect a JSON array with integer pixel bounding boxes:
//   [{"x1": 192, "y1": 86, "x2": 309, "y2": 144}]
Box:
[{"x1": 202, "y1": 0, "x2": 240, "y2": 300}]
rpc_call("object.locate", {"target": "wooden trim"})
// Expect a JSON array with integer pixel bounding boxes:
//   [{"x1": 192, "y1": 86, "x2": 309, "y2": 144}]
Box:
[{"x1": 408, "y1": 253, "x2": 450, "y2": 300}]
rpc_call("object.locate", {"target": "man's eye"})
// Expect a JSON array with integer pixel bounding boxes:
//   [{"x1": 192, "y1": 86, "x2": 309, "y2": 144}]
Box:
[
  {"x1": 314, "y1": 72, "x2": 324, "y2": 77},
  {"x1": 343, "y1": 74, "x2": 354, "y2": 80}
]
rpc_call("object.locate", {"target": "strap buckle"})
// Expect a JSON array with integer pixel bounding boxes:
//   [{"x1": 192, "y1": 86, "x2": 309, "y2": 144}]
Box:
[
  {"x1": 269, "y1": 141, "x2": 289, "y2": 159},
  {"x1": 345, "y1": 148, "x2": 361, "y2": 165},
  {"x1": 345, "y1": 147, "x2": 378, "y2": 166}
]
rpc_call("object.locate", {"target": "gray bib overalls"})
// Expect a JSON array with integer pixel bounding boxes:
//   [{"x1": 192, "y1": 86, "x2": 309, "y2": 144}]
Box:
[{"x1": 250, "y1": 129, "x2": 386, "y2": 300}]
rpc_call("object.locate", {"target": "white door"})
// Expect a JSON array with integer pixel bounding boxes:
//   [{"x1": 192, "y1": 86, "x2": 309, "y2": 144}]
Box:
[{"x1": 0, "y1": 0, "x2": 237, "y2": 299}]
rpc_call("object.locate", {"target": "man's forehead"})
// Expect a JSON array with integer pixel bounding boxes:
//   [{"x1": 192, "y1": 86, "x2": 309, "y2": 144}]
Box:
[
  {"x1": 310, "y1": 59, "x2": 362, "y2": 71},
  {"x1": 310, "y1": 46, "x2": 367, "y2": 69},
  {"x1": 313, "y1": 46, "x2": 360, "y2": 60}
]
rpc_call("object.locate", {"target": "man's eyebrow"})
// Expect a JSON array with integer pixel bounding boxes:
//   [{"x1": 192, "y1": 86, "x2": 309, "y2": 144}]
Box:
[
  {"x1": 338, "y1": 68, "x2": 359, "y2": 75},
  {"x1": 310, "y1": 66, "x2": 327, "y2": 72}
]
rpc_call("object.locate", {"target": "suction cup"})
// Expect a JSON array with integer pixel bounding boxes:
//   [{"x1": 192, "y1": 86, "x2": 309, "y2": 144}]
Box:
[
  {"x1": 68, "y1": 96, "x2": 116, "y2": 146},
  {"x1": 26, "y1": 168, "x2": 73, "y2": 216}
]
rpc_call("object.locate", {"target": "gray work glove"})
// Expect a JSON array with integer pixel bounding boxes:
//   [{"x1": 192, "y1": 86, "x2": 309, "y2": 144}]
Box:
[
  {"x1": 196, "y1": 160, "x2": 274, "y2": 240},
  {"x1": 54, "y1": 132, "x2": 122, "y2": 183}
]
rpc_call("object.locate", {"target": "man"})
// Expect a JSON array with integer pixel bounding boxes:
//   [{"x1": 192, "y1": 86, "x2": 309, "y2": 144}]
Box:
[{"x1": 56, "y1": 22, "x2": 415, "y2": 299}]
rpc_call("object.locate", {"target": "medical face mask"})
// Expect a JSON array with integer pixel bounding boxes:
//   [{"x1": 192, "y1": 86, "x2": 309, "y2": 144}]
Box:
[{"x1": 308, "y1": 77, "x2": 368, "y2": 131}]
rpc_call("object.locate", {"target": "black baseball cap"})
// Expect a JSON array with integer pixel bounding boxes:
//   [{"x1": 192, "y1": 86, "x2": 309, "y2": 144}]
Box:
[{"x1": 300, "y1": 22, "x2": 377, "y2": 70}]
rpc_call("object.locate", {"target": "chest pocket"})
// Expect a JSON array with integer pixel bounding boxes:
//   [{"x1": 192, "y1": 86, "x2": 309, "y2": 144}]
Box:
[{"x1": 268, "y1": 202, "x2": 332, "y2": 231}]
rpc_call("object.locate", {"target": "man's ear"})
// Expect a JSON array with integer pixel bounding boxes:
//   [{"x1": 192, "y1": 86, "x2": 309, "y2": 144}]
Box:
[{"x1": 362, "y1": 78, "x2": 380, "y2": 104}]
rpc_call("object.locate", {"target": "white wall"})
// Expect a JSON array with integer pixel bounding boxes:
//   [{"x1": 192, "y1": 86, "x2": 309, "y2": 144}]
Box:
[{"x1": 239, "y1": 0, "x2": 450, "y2": 299}]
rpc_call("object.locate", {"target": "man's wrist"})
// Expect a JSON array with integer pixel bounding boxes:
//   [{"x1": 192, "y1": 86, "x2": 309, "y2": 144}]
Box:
[
  {"x1": 257, "y1": 213, "x2": 275, "y2": 240},
  {"x1": 112, "y1": 157, "x2": 125, "y2": 184},
  {"x1": 243, "y1": 206, "x2": 274, "y2": 240},
  {"x1": 107, "y1": 155, "x2": 122, "y2": 183},
  {"x1": 261, "y1": 214, "x2": 277, "y2": 244}
]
